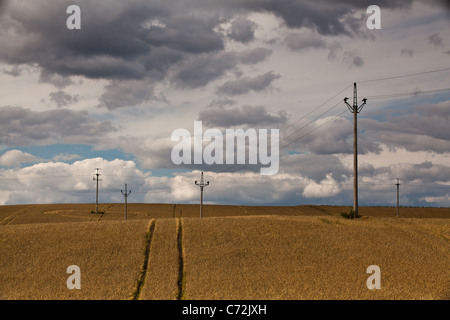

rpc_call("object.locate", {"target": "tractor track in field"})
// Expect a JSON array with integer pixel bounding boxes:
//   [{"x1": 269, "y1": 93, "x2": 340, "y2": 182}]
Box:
[
  {"x1": 0, "y1": 206, "x2": 33, "y2": 226},
  {"x1": 130, "y1": 219, "x2": 156, "y2": 300},
  {"x1": 172, "y1": 204, "x2": 183, "y2": 218},
  {"x1": 176, "y1": 217, "x2": 185, "y2": 300}
]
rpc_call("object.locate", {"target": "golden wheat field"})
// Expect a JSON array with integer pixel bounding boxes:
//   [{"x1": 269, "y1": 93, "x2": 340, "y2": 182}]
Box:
[{"x1": 0, "y1": 203, "x2": 448, "y2": 300}]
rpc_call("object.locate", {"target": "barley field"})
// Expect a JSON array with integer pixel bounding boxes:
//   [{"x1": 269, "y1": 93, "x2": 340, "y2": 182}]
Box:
[
  {"x1": 182, "y1": 215, "x2": 449, "y2": 299},
  {"x1": 0, "y1": 203, "x2": 448, "y2": 300},
  {"x1": 1, "y1": 203, "x2": 448, "y2": 226},
  {"x1": 0, "y1": 219, "x2": 149, "y2": 299}
]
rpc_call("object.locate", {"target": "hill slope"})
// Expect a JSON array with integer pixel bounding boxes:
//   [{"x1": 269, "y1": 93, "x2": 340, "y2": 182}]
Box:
[{"x1": 0, "y1": 206, "x2": 448, "y2": 300}]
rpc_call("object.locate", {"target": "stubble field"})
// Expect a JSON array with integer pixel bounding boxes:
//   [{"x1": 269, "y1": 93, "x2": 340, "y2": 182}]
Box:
[{"x1": 0, "y1": 203, "x2": 448, "y2": 300}]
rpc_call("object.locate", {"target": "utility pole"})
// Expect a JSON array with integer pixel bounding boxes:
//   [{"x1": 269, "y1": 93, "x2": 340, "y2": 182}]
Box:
[
  {"x1": 93, "y1": 168, "x2": 101, "y2": 214},
  {"x1": 195, "y1": 172, "x2": 209, "y2": 218},
  {"x1": 344, "y1": 83, "x2": 367, "y2": 219},
  {"x1": 396, "y1": 178, "x2": 400, "y2": 218},
  {"x1": 121, "y1": 184, "x2": 131, "y2": 220}
]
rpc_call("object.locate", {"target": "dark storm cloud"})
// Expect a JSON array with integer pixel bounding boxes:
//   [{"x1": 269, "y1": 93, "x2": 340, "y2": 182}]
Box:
[
  {"x1": 281, "y1": 153, "x2": 351, "y2": 183},
  {"x1": 343, "y1": 49, "x2": 364, "y2": 68},
  {"x1": 39, "y1": 70, "x2": 75, "y2": 89},
  {"x1": 146, "y1": 14, "x2": 225, "y2": 53},
  {"x1": 374, "y1": 161, "x2": 450, "y2": 187},
  {"x1": 49, "y1": 90, "x2": 78, "y2": 108},
  {"x1": 401, "y1": 161, "x2": 450, "y2": 183},
  {"x1": 0, "y1": 0, "x2": 428, "y2": 109},
  {"x1": 427, "y1": 32, "x2": 444, "y2": 47},
  {"x1": 284, "y1": 33, "x2": 327, "y2": 52},
  {"x1": 415, "y1": 100, "x2": 450, "y2": 118},
  {"x1": 327, "y1": 41, "x2": 343, "y2": 60},
  {"x1": 199, "y1": 104, "x2": 287, "y2": 127},
  {"x1": 172, "y1": 52, "x2": 238, "y2": 89},
  {"x1": 238, "y1": 47, "x2": 273, "y2": 64},
  {"x1": 98, "y1": 79, "x2": 157, "y2": 110},
  {"x1": 0, "y1": 0, "x2": 416, "y2": 76},
  {"x1": 217, "y1": 71, "x2": 280, "y2": 96},
  {"x1": 1, "y1": 1, "x2": 155, "y2": 74},
  {"x1": 283, "y1": 117, "x2": 381, "y2": 155},
  {"x1": 361, "y1": 100, "x2": 450, "y2": 153},
  {"x1": 207, "y1": 98, "x2": 237, "y2": 108},
  {"x1": 0, "y1": 0, "x2": 227, "y2": 84},
  {"x1": 213, "y1": 0, "x2": 413, "y2": 36},
  {"x1": 228, "y1": 17, "x2": 257, "y2": 43},
  {"x1": 0, "y1": 105, "x2": 117, "y2": 145},
  {"x1": 0, "y1": 0, "x2": 6, "y2": 12},
  {"x1": 3, "y1": 65, "x2": 22, "y2": 77},
  {"x1": 401, "y1": 48, "x2": 414, "y2": 57}
]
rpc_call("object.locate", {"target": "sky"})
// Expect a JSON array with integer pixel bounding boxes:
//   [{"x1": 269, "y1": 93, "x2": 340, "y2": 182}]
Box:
[{"x1": 0, "y1": 0, "x2": 449, "y2": 207}]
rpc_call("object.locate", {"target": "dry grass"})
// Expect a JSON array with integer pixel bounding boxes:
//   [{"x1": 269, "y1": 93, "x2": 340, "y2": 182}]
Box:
[
  {"x1": 0, "y1": 219, "x2": 148, "y2": 300},
  {"x1": 182, "y1": 215, "x2": 449, "y2": 300}
]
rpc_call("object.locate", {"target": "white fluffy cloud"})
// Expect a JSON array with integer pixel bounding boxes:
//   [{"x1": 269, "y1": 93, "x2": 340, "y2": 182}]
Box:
[
  {"x1": 1, "y1": 155, "x2": 450, "y2": 206},
  {"x1": 0, "y1": 150, "x2": 39, "y2": 167},
  {"x1": 0, "y1": 158, "x2": 146, "y2": 205},
  {"x1": 302, "y1": 174, "x2": 342, "y2": 198}
]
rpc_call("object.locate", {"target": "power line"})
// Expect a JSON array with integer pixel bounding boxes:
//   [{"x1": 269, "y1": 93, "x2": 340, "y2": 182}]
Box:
[
  {"x1": 204, "y1": 75, "x2": 449, "y2": 177},
  {"x1": 279, "y1": 100, "x2": 342, "y2": 148},
  {"x1": 366, "y1": 87, "x2": 450, "y2": 100},
  {"x1": 358, "y1": 67, "x2": 450, "y2": 83},
  {"x1": 280, "y1": 109, "x2": 348, "y2": 151},
  {"x1": 280, "y1": 84, "x2": 352, "y2": 133},
  {"x1": 204, "y1": 87, "x2": 352, "y2": 175},
  {"x1": 200, "y1": 67, "x2": 450, "y2": 177}
]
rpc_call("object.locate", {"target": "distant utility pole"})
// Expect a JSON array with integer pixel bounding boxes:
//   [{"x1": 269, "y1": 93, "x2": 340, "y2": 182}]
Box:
[
  {"x1": 195, "y1": 172, "x2": 209, "y2": 218},
  {"x1": 121, "y1": 184, "x2": 132, "y2": 220},
  {"x1": 396, "y1": 178, "x2": 400, "y2": 218},
  {"x1": 93, "y1": 168, "x2": 101, "y2": 214},
  {"x1": 344, "y1": 83, "x2": 367, "y2": 218}
]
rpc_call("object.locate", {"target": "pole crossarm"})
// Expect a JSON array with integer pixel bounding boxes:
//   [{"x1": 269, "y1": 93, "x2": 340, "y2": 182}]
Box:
[
  {"x1": 195, "y1": 171, "x2": 210, "y2": 189},
  {"x1": 344, "y1": 99, "x2": 366, "y2": 113},
  {"x1": 344, "y1": 84, "x2": 367, "y2": 113},
  {"x1": 121, "y1": 184, "x2": 132, "y2": 197},
  {"x1": 357, "y1": 98, "x2": 367, "y2": 113}
]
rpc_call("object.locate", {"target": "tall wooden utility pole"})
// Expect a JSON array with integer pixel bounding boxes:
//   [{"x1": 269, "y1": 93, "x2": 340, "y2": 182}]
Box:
[
  {"x1": 121, "y1": 183, "x2": 131, "y2": 220},
  {"x1": 93, "y1": 168, "x2": 101, "y2": 214},
  {"x1": 396, "y1": 178, "x2": 400, "y2": 218},
  {"x1": 195, "y1": 172, "x2": 209, "y2": 218},
  {"x1": 344, "y1": 83, "x2": 367, "y2": 218}
]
